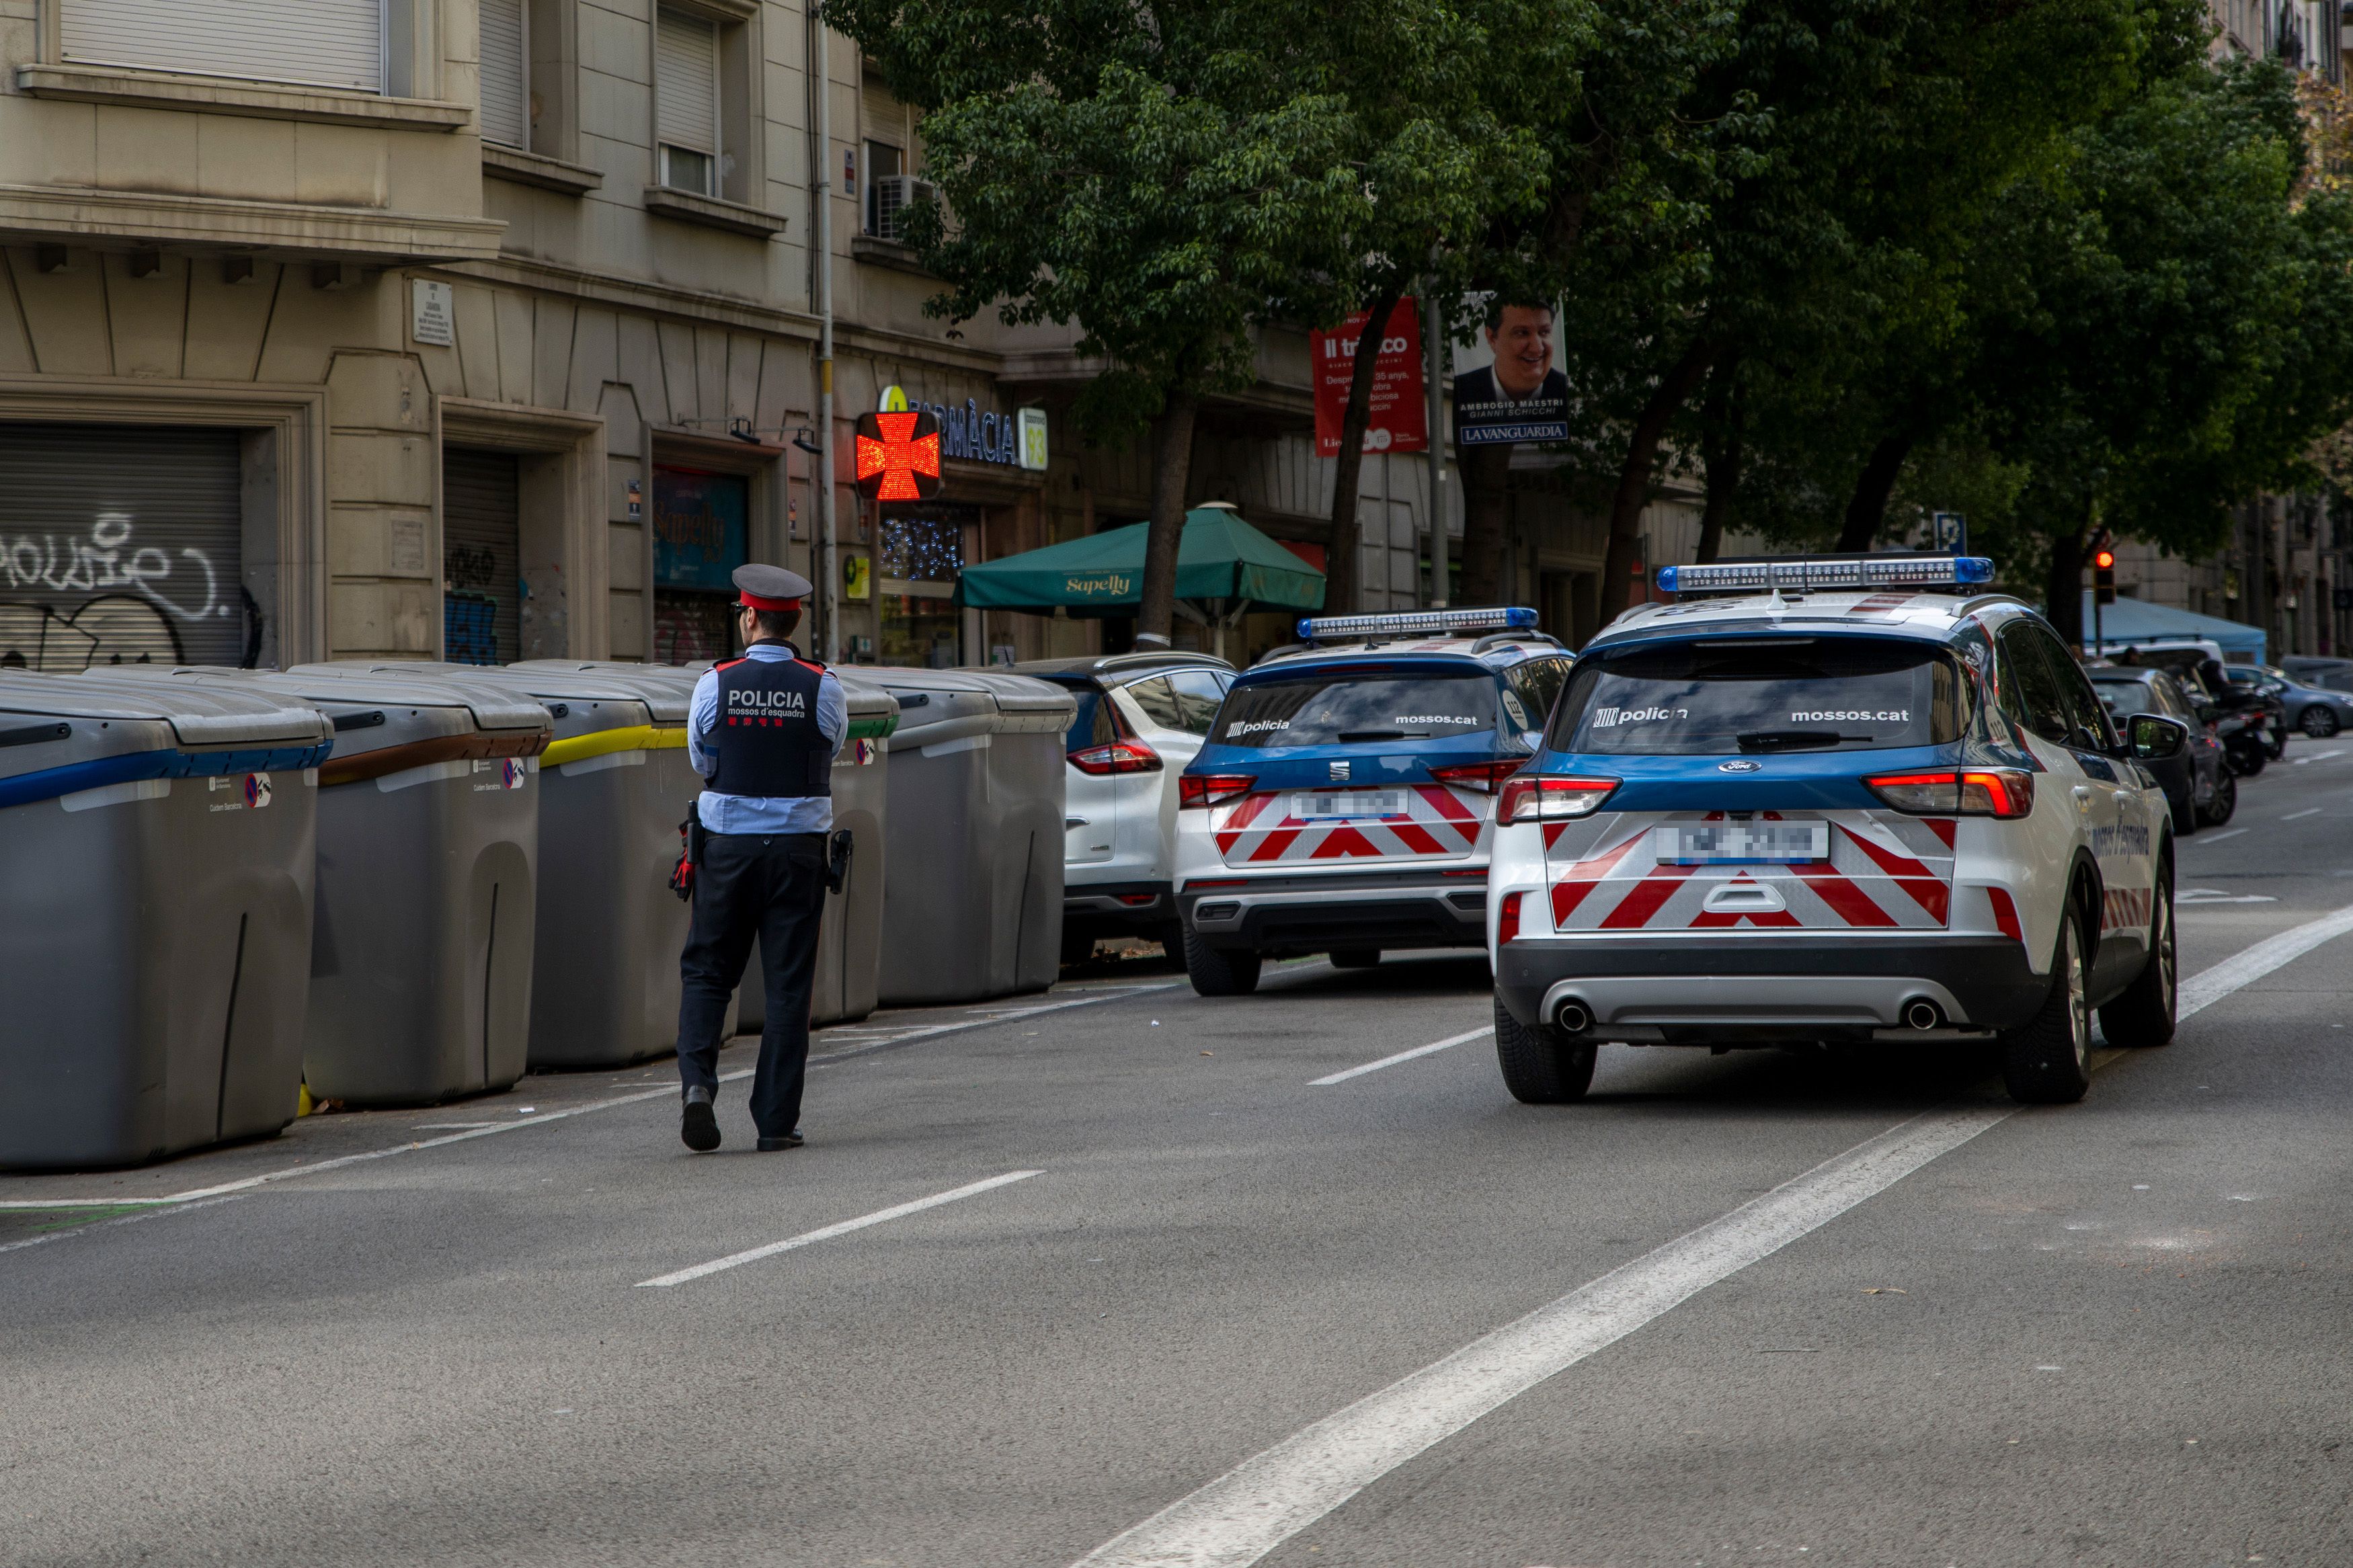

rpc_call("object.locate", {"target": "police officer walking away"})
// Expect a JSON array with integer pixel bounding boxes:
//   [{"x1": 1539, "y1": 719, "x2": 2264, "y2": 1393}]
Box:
[{"x1": 676, "y1": 564, "x2": 844, "y2": 1153}]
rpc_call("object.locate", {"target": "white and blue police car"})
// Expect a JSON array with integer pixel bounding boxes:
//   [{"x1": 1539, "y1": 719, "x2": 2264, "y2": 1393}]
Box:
[
  {"x1": 1486, "y1": 556, "x2": 2185, "y2": 1106},
  {"x1": 1174, "y1": 608, "x2": 1572, "y2": 996}
]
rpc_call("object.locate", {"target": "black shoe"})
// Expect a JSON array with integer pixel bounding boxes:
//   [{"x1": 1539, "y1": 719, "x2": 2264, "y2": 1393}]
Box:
[
  {"x1": 756, "y1": 1130, "x2": 804, "y2": 1152},
  {"x1": 681, "y1": 1100, "x2": 721, "y2": 1153}
]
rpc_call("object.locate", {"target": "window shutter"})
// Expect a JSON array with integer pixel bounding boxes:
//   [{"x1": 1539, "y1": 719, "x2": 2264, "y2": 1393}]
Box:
[
  {"x1": 62, "y1": 0, "x2": 385, "y2": 94},
  {"x1": 655, "y1": 7, "x2": 718, "y2": 155},
  {"x1": 479, "y1": 0, "x2": 528, "y2": 149}
]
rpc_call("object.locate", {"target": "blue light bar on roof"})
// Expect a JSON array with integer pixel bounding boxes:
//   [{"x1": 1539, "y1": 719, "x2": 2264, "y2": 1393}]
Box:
[
  {"x1": 1297, "y1": 606, "x2": 1539, "y2": 641},
  {"x1": 1656, "y1": 555, "x2": 1995, "y2": 595}
]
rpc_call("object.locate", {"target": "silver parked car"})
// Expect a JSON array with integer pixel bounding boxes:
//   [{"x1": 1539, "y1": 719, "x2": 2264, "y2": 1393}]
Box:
[{"x1": 2226, "y1": 663, "x2": 2353, "y2": 739}]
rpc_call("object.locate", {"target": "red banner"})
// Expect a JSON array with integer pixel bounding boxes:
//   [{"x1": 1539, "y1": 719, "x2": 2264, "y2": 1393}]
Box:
[{"x1": 1312, "y1": 300, "x2": 1427, "y2": 458}]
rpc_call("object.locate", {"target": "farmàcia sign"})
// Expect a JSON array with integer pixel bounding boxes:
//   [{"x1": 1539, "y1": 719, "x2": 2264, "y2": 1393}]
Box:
[{"x1": 881, "y1": 386, "x2": 1048, "y2": 470}]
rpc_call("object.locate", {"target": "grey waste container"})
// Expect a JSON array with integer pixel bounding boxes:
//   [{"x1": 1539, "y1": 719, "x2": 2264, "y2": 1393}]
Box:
[
  {"x1": 843, "y1": 667, "x2": 1074, "y2": 1005},
  {"x1": 726, "y1": 667, "x2": 899, "y2": 1032},
  {"x1": 294, "y1": 662, "x2": 694, "y2": 1069},
  {"x1": 966, "y1": 671, "x2": 1077, "y2": 993},
  {"x1": 0, "y1": 672, "x2": 330, "y2": 1169},
  {"x1": 151, "y1": 667, "x2": 551, "y2": 1106}
]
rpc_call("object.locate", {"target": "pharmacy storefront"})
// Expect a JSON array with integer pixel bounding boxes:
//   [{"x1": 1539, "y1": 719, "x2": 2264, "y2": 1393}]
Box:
[{"x1": 856, "y1": 385, "x2": 1048, "y2": 667}]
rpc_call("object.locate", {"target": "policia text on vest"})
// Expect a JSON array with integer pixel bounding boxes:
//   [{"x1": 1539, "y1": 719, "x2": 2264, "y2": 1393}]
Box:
[{"x1": 675, "y1": 565, "x2": 846, "y2": 1154}]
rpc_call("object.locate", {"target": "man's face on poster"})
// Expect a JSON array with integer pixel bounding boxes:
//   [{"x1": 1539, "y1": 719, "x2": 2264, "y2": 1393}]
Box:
[{"x1": 1484, "y1": 306, "x2": 1555, "y2": 400}]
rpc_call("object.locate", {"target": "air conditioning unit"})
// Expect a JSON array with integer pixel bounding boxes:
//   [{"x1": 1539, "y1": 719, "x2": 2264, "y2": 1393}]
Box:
[{"x1": 869, "y1": 175, "x2": 939, "y2": 243}]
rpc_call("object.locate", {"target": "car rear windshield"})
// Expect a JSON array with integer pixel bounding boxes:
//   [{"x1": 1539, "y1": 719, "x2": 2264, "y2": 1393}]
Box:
[
  {"x1": 1209, "y1": 671, "x2": 1499, "y2": 749},
  {"x1": 1051, "y1": 682, "x2": 1111, "y2": 750},
  {"x1": 1546, "y1": 636, "x2": 1966, "y2": 755}
]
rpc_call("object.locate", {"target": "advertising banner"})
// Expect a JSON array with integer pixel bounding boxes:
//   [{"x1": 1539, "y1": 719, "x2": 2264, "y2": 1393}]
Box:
[
  {"x1": 1312, "y1": 299, "x2": 1428, "y2": 458},
  {"x1": 1451, "y1": 298, "x2": 1569, "y2": 447}
]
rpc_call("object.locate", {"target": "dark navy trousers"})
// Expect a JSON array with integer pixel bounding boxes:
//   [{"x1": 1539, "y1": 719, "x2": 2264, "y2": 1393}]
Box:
[{"x1": 676, "y1": 831, "x2": 827, "y2": 1138}]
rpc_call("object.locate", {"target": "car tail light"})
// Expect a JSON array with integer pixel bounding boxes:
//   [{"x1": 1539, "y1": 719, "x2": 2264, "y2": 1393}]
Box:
[
  {"x1": 1069, "y1": 740, "x2": 1162, "y2": 776},
  {"x1": 1864, "y1": 768, "x2": 2035, "y2": 819},
  {"x1": 1179, "y1": 773, "x2": 1257, "y2": 809},
  {"x1": 1497, "y1": 891, "x2": 1525, "y2": 944},
  {"x1": 1429, "y1": 759, "x2": 1529, "y2": 794},
  {"x1": 1497, "y1": 776, "x2": 1620, "y2": 823}
]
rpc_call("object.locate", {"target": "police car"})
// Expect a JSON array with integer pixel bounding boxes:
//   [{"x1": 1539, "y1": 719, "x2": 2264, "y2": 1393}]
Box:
[
  {"x1": 1173, "y1": 607, "x2": 1572, "y2": 995},
  {"x1": 1486, "y1": 556, "x2": 2185, "y2": 1107}
]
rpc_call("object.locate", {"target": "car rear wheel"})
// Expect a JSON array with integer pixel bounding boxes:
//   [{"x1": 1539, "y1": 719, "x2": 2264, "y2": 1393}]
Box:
[
  {"x1": 2098, "y1": 858, "x2": 2176, "y2": 1048},
  {"x1": 2300, "y1": 704, "x2": 2341, "y2": 739},
  {"x1": 2001, "y1": 900, "x2": 2092, "y2": 1105},
  {"x1": 1494, "y1": 995, "x2": 1598, "y2": 1104},
  {"x1": 1183, "y1": 925, "x2": 1261, "y2": 996},
  {"x1": 2196, "y1": 770, "x2": 2237, "y2": 827},
  {"x1": 1328, "y1": 948, "x2": 1381, "y2": 969}
]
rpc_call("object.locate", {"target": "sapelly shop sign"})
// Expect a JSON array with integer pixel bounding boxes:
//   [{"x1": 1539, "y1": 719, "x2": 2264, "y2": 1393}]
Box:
[{"x1": 879, "y1": 386, "x2": 1047, "y2": 471}]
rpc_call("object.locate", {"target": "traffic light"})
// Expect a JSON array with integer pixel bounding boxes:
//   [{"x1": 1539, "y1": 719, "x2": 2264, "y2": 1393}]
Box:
[{"x1": 2092, "y1": 544, "x2": 2116, "y2": 606}]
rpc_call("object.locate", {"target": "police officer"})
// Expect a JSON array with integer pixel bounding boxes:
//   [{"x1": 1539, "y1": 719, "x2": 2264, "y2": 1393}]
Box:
[{"x1": 676, "y1": 563, "x2": 845, "y2": 1153}]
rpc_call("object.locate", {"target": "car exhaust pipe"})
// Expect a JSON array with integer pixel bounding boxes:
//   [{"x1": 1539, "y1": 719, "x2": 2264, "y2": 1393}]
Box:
[
  {"x1": 1903, "y1": 999, "x2": 1942, "y2": 1031},
  {"x1": 1554, "y1": 999, "x2": 1593, "y2": 1035}
]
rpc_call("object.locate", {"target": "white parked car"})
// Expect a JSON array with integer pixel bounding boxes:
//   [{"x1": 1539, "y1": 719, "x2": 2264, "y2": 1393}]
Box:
[{"x1": 1012, "y1": 653, "x2": 1235, "y2": 962}]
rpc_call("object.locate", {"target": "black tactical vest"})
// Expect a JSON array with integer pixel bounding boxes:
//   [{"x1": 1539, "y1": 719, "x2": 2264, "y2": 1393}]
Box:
[{"x1": 708, "y1": 651, "x2": 832, "y2": 798}]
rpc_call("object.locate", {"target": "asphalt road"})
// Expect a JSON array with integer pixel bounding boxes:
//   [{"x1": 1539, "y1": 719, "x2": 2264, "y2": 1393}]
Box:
[{"x1": 4, "y1": 741, "x2": 2350, "y2": 1568}]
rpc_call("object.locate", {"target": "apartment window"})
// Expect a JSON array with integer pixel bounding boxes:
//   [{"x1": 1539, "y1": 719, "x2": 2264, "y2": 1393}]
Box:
[
  {"x1": 480, "y1": 0, "x2": 529, "y2": 148},
  {"x1": 655, "y1": 5, "x2": 720, "y2": 196},
  {"x1": 863, "y1": 141, "x2": 903, "y2": 235},
  {"x1": 61, "y1": 0, "x2": 389, "y2": 93}
]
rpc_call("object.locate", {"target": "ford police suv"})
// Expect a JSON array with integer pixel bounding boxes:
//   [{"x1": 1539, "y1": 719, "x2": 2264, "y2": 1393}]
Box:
[
  {"x1": 1174, "y1": 608, "x2": 1572, "y2": 995},
  {"x1": 1487, "y1": 556, "x2": 2185, "y2": 1107}
]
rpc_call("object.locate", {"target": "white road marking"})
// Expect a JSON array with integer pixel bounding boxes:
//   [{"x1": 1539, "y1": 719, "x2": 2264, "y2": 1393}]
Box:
[
  {"x1": 0, "y1": 1194, "x2": 250, "y2": 1255},
  {"x1": 3, "y1": 984, "x2": 1175, "y2": 1216},
  {"x1": 2192, "y1": 827, "x2": 2248, "y2": 843},
  {"x1": 2282, "y1": 807, "x2": 2323, "y2": 821},
  {"x1": 2178, "y1": 901, "x2": 2353, "y2": 1018},
  {"x1": 1311, "y1": 1027, "x2": 1494, "y2": 1085},
  {"x1": 1068, "y1": 1108, "x2": 2013, "y2": 1568},
  {"x1": 2177, "y1": 889, "x2": 2278, "y2": 905},
  {"x1": 1072, "y1": 901, "x2": 2353, "y2": 1568},
  {"x1": 2291, "y1": 749, "x2": 2344, "y2": 764},
  {"x1": 635, "y1": 1169, "x2": 1041, "y2": 1288}
]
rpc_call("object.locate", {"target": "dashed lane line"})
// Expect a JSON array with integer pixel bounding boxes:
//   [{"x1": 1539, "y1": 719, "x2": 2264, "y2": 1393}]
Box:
[
  {"x1": 1070, "y1": 901, "x2": 2353, "y2": 1568},
  {"x1": 1311, "y1": 1027, "x2": 1494, "y2": 1085},
  {"x1": 635, "y1": 1170, "x2": 1042, "y2": 1287},
  {"x1": 2192, "y1": 827, "x2": 2249, "y2": 843},
  {"x1": 2283, "y1": 807, "x2": 2323, "y2": 821}
]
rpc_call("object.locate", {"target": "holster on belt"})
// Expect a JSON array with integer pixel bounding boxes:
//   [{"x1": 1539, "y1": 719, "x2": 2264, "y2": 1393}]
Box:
[
  {"x1": 826, "y1": 829, "x2": 853, "y2": 895},
  {"x1": 670, "y1": 806, "x2": 706, "y2": 901}
]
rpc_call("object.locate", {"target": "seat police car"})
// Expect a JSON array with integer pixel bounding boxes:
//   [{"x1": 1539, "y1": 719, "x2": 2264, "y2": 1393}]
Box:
[
  {"x1": 1174, "y1": 608, "x2": 1572, "y2": 996},
  {"x1": 1486, "y1": 556, "x2": 2186, "y2": 1107}
]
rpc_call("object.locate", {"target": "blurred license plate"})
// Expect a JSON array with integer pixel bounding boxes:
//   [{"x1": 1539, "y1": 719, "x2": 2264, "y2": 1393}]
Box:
[
  {"x1": 1657, "y1": 822, "x2": 1829, "y2": 864},
  {"x1": 1293, "y1": 790, "x2": 1409, "y2": 821}
]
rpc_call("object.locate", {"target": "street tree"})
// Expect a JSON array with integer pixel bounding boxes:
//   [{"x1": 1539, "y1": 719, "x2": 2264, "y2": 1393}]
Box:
[{"x1": 827, "y1": 0, "x2": 1380, "y2": 641}]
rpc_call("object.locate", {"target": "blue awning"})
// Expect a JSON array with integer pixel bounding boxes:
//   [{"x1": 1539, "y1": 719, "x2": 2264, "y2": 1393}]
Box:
[{"x1": 2079, "y1": 593, "x2": 2266, "y2": 661}]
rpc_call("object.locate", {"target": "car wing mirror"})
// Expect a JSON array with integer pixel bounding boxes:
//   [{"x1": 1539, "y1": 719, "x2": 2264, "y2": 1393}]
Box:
[{"x1": 2130, "y1": 713, "x2": 2189, "y2": 761}]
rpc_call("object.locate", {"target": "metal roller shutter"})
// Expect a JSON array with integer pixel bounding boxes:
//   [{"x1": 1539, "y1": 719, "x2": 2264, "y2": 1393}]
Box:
[
  {"x1": 479, "y1": 0, "x2": 529, "y2": 149},
  {"x1": 63, "y1": 0, "x2": 385, "y2": 94},
  {"x1": 442, "y1": 450, "x2": 521, "y2": 667},
  {"x1": 0, "y1": 423, "x2": 246, "y2": 672}
]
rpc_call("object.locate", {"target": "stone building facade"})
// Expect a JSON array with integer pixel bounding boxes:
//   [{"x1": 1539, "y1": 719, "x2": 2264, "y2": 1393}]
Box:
[{"x1": 0, "y1": 0, "x2": 1468, "y2": 677}]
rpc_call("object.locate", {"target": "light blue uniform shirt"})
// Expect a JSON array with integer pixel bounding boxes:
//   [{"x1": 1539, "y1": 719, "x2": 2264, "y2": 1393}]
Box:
[{"x1": 687, "y1": 643, "x2": 846, "y2": 835}]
